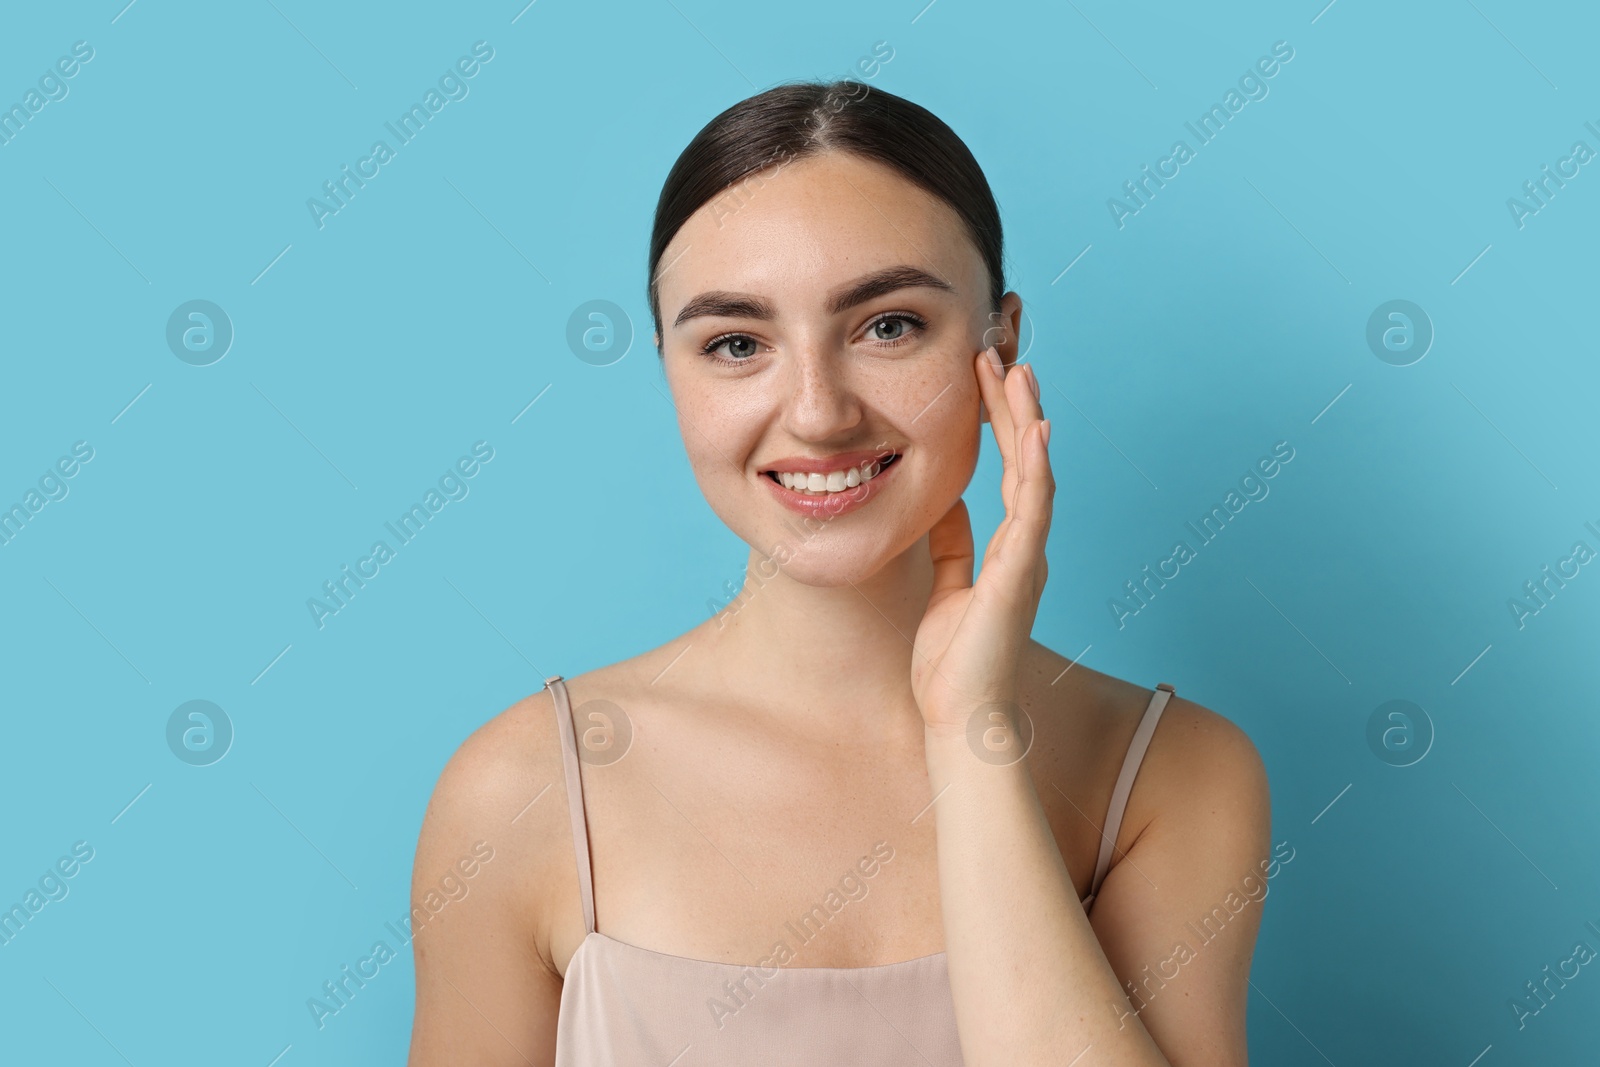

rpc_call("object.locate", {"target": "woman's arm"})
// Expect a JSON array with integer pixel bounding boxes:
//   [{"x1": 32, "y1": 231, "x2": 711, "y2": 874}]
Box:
[
  {"x1": 1082, "y1": 701, "x2": 1274, "y2": 1062},
  {"x1": 406, "y1": 695, "x2": 568, "y2": 1067},
  {"x1": 925, "y1": 695, "x2": 1271, "y2": 1066},
  {"x1": 912, "y1": 350, "x2": 1270, "y2": 1063}
]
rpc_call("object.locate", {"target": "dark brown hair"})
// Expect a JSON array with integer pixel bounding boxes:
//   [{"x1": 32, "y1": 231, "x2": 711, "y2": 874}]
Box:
[{"x1": 647, "y1": 79, "x2": 1005, "y2": 346}]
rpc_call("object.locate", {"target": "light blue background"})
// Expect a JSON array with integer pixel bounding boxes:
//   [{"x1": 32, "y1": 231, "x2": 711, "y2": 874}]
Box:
[{"x1": 2, "y1": 1, "x2": 1596, "y2": 1063}]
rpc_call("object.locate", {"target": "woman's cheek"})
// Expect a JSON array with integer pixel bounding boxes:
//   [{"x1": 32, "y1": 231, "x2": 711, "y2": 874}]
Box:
[
  {"x1": 674, "y1": 411, "x2": 735, "y2": 491},
  {"x1": 940, "y1": 406, "x2": 984, "y2": 488}
]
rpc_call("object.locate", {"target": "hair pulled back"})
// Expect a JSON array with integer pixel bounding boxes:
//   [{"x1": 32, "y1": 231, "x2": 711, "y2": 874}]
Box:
[{"x1": 647, "y1": 80, "x2": 1005, "y2": 345}]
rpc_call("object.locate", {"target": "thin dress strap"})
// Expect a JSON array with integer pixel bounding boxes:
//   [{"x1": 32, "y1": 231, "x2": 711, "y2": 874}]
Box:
[
  {"x1": 1083, "y1": 683, "x2": 1174, "y2": 909},
  {"x1": 546, "y1": 675, "x2": 596, "y2": 935}
]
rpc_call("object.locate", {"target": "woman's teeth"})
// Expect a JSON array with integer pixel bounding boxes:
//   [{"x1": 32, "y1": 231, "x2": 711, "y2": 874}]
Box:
[{"x1": 773, "y1": 456, "x2": 896, "y2": 494}]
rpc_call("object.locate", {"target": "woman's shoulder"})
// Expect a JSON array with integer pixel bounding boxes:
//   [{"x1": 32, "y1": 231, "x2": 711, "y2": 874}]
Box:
[
  {"x1": 418, "y1": 656, "x2": 662, "y2": 847},
  {"x1": 413, "y1": 672, "x2": 622, "y2": 973},
  {"x1": 429, "y1": 654, "x2": 655, "y2": 796},
  {"x1": 429, "y1": 685, "x2": 562, "y2": 810},
  {"x1": 1021, "y1": 641, "x2": 1269, "y2": 832},
  {"x1": 414, "y1": 686, "x2": 563, "y2": 874}
]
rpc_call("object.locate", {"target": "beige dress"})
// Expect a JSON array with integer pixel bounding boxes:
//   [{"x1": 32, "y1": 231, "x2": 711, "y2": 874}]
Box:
[{"x1": 544, "y1": 674, "x2": 1175, "y2": 1066}]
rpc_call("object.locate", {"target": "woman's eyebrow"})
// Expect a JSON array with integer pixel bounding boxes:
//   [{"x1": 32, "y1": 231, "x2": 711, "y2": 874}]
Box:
[{"x1": 672, "y1": 265, "x2": 956, "y2": 328}]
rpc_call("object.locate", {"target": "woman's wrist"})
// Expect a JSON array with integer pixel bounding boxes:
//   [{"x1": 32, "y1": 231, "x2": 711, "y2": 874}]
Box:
[
  {"x1": 922, "y1": 714, "x2": 1034, "y2": 794},
  {"x1": 922, "y1": 696, "x2": 1031, "y2": 768}
]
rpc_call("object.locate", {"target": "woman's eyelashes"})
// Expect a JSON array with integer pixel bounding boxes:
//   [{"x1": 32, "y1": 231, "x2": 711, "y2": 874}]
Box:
[
  {"x1": 698, "y1": 311, "x2": 931, "y2": 366},
  {"x1": 699, "y1": 333, "x2": 764, "y2": 363},
  {"x1": 864, "y1": 311, "x2": 928, "y2": 344}
]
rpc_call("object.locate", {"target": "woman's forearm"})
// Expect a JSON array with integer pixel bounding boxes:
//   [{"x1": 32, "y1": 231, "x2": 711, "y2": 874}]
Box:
[{"x1": 924, "y1": 724, "x2": 1170, "y2": 1067}]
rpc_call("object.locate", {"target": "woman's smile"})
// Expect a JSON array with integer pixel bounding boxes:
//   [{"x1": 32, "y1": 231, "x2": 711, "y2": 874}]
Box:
[{"x1": 758, "y1": 450, "x2": 904, "y2": 518}]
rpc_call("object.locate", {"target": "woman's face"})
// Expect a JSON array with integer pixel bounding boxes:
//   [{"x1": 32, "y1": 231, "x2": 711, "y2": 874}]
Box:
[{"x1": 654, "y1": 150, "x2": 1022, "y2": 586}]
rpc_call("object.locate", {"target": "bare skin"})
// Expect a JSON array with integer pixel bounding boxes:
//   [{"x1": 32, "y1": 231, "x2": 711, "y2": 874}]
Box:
[{"x1": 408, "y1": 151, "x2": 1270, "y2": 1066}]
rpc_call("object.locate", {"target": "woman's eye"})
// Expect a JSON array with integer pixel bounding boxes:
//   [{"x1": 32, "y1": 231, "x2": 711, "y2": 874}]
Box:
[
  {"x1": 698, "y1": 313, "x2": 926, "y2": 364},
  {"x1": 722, "y1": 336, "x2": 759, "y2": 359},
  {"x1": 865, "y1": 312, "x2": 928, "y2": 345},
  {"x1": 702, "y1": 334, "x2": 761, "y2": 361}
]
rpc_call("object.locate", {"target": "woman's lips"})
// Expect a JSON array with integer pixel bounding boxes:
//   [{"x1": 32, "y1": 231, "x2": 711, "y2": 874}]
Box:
[{"x1": 760, "y1": 454, "x2": 901, "y2": 518}]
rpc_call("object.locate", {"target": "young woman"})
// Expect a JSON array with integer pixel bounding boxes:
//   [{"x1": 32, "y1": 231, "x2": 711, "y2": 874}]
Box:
[{"x1": 407, "y1": 80, "x2": 1271, "y2": 1067}]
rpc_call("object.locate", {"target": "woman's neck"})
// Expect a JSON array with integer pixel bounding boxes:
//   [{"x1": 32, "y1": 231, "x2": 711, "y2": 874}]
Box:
[{"x1": 694, "y1": 535, "x2": 937, "y2": 734}]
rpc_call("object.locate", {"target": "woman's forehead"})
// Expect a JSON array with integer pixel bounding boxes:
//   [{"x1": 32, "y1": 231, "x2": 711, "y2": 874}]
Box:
[{"x1": 658, "y1": 155, "x2": 981, "y2": 317}]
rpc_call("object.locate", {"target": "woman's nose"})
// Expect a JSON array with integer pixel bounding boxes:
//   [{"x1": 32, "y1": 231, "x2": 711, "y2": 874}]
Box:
[{"x1": 778, "y1": 348, "x2": 864, "y2": 440}]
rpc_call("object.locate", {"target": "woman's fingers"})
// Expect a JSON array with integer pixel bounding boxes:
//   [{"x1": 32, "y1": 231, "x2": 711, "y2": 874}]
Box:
[
  {"x1": 975, "y1": 347, "x2": 1015, "y2": 484},
  {"x1": 1007, "y1": 368, "x2": 1040, "y2": 528},
  {"x1": 976, "y1": 419, "x2": 1054, "y2": 626},
  {"x1": 976, "y1": 347, "x2": 1021, "y2": 530},
  {"x1": 1008, "y1": 419, "x2": 1054, "y2": 570},
  {"x1": 974, "y1": 343, "x2": 1048, "y2": 539}
]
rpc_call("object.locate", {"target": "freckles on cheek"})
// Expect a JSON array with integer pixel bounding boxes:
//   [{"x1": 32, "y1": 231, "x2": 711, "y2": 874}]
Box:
[
  {"x1": 674, "y1": 386, "x2": 765, "y2": 479},
  {"x1": 677, "y1": 415, "x2": 734, "y2": 474},
  {"x1": 897, "y1": 355, "x2": 981, "y2": 426},
  {"x1": 897, "y1": 379, "x2": 981, "y2": 487}
]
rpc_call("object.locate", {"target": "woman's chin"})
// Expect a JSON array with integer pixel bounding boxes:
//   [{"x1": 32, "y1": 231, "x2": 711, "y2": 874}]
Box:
[{"x1": 744, "y1": 527, "x2": 915, "y2": 589}]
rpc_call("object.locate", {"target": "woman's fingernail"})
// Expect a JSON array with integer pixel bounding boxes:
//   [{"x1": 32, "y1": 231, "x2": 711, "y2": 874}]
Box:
[
  {"x1": 985, "y1": 346, "x2": 1004, "y2": 376},
  {"x1": 1040, "y1": 419, "x2": 1051, "y2": 447},
  {"x1": 1025, "y1": 364, "x2": 1040, "y2": 398}
]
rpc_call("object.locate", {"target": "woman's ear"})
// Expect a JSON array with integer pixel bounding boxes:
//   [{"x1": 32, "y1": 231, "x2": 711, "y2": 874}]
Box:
[
  {"x1": 992, "y1": 291, "x2": 1024, "y2": 370},
  {"x1": 979, "y1": 291, "x2": 1024, "y2": 424}
]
